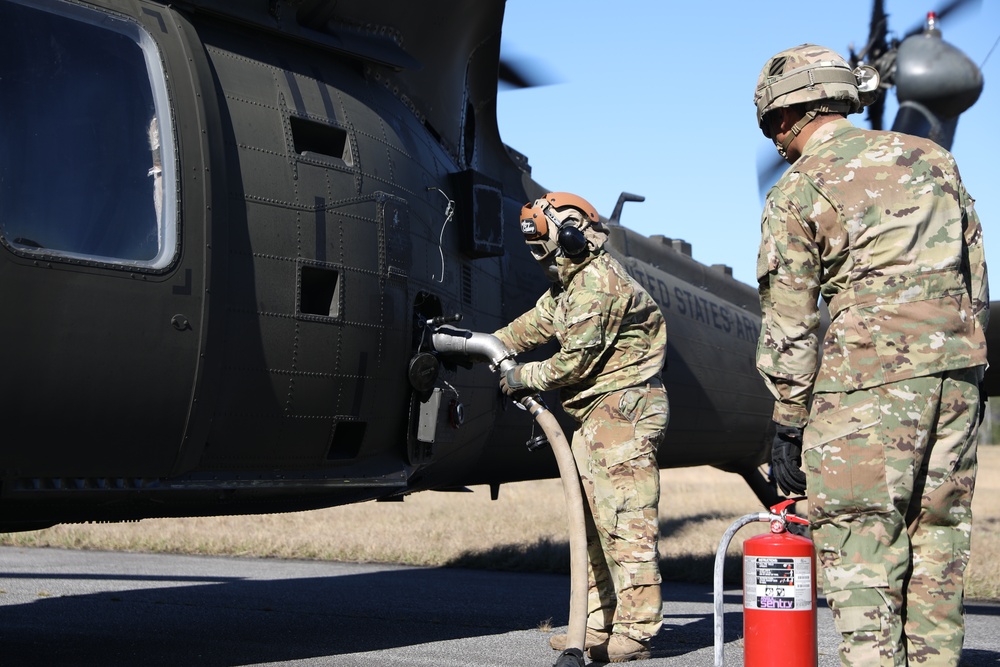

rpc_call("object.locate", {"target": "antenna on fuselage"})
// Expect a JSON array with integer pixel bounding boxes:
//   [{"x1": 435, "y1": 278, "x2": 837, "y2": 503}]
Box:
[{"x1": 609, "y1": 192, "x2": 645, "y2": 227}]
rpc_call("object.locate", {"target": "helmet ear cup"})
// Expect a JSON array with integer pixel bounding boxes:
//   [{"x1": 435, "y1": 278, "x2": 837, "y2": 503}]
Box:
[{"x1": 557, "y1": 224, "x2": 588, "y2": 257}]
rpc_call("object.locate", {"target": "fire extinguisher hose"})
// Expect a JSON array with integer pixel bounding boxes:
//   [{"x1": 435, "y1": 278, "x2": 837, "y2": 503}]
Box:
[{"x1": 713, "y1": 512, "x2": 770, "y2": 667}]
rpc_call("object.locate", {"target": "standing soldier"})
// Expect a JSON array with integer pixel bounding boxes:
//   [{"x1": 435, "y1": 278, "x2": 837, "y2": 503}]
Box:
[
  {"x1": 753, "y1": 44, "x2": 988, "y2": 666},
  {"x1": 494, "y1": 192, "x2": 668, "y2": 663}
]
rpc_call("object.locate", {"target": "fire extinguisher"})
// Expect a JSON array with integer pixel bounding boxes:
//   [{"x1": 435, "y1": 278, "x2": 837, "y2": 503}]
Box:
[{"x1": 713, "y1": 498, "x2": 816, "y2": 667}]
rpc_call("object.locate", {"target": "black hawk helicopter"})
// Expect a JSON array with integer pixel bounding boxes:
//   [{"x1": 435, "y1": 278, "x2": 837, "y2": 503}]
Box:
[
  {"x1": 757, "y1": 0, "x2": 985, "y2": 189},
  {"x1": 0, "y1": 0, "x2": 990, "y2": 532}
]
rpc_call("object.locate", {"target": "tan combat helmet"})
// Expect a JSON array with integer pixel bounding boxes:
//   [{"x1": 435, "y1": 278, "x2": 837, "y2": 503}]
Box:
[{"x1": 754, "y1": 44, "x2": 879, "y2": 155}]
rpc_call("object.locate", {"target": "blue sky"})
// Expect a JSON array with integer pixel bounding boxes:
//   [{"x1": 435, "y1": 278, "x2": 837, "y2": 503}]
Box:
[{"x1": 496, "y1": 1, "x2": 1000, "y2": 293}]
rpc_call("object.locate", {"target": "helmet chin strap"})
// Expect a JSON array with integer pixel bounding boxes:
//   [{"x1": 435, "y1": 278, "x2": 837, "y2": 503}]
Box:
[{"x1": 776, "y1": 109, "x2": 818, "y2": 159}]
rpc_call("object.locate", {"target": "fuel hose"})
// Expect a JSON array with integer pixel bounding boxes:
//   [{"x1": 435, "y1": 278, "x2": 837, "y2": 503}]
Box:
[{"x1": 430, "y1": 327, "x2": 588, "y2": 666}]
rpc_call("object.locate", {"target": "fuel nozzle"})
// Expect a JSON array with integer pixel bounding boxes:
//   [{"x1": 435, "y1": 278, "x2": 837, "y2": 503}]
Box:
[{"x1": 425, "y1": 313, "x2": 463, "y2": 327}]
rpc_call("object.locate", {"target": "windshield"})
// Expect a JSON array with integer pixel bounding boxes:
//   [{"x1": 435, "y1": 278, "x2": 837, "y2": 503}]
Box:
[{"x1": 0, "y1": 0, "x2": 177, "y2": 269}]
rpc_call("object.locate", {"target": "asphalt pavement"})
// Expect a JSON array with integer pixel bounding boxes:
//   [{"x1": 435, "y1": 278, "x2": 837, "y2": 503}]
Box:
[{"x1": 1, "y1": 546, "x2": 997, "y2": 666}]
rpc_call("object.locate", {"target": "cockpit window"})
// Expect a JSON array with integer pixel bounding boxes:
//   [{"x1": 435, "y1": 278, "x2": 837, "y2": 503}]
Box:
[{"x1": 0, "y1": 0, "x2": 177, "y2": 270}]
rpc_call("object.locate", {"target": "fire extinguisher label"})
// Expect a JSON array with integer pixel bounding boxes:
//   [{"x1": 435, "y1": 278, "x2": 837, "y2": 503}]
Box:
[{"x1": 744, "y1": 555, "x2": 812, "y2": 611}]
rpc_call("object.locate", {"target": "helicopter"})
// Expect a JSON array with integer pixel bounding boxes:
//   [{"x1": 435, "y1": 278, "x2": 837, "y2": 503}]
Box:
[
  {"x1": 754, "y1": 0, "x2": 986, "y2": 191},
  {"x1": 0, "y1": 0, "x2": 991, "y2": 533},
  {"x1": 849, "y1": 0, "x2": 984, "y2": 148}
]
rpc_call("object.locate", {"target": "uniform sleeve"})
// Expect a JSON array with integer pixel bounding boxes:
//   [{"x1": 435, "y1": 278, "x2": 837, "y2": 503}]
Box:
[
  {"x1": 520, "y1": 284, "x2": 626, "y2": 391},
  {"x1": 493, "y1": 289, "x2": 558, "y2": 354},
  {"x1": 756, "y1": 186, "x2": 823, "y2": 427},
  {"x1": 960, "y1": 182, "x2": 989, "y2": 338}
]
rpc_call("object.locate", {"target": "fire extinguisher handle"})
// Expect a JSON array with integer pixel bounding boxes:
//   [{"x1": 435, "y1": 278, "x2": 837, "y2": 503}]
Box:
[{"x1": 769, "y1": 496, "x2": 809, "y2": 526}]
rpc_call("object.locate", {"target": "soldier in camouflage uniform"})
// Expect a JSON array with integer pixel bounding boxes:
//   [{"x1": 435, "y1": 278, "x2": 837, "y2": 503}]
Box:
[
  {"x1": 753, "y1": 45, "x2": 988, "y2": 667},
  {"x1": 493, "y1": 192, "x2": 668, "y2": 663}
]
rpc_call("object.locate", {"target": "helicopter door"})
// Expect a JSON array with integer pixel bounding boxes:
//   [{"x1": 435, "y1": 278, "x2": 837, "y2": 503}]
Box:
[{"x1": 0, "y1": 0, "x2": 199, "y2": 479}]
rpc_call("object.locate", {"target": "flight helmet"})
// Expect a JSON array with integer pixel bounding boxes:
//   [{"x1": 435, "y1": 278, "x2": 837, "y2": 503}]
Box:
[{"x1": 519, "y1": 192, "x2": 601, "y2": 263}]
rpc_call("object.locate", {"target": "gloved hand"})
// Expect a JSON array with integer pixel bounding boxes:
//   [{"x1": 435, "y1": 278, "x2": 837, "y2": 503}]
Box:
[
  {"x1": 499, "y1": 364, "x2": 531, "y2": 398},
  {"x1": 771, "y1": 423, "x2": 807, "y2": 496}
]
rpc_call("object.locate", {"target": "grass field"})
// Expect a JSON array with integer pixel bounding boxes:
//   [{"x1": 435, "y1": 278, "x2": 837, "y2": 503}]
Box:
[{"x1": 3, "y1": 445, "x2": 998, "y2": 601}]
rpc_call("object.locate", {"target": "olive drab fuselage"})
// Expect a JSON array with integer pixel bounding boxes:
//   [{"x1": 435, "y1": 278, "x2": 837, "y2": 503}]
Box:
[{"x1": 0, "y1": 0, "x2": 783, "y2": 531}]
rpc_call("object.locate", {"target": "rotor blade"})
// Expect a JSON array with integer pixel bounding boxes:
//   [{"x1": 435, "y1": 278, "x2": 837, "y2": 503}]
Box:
[
  {"x1": 497, "y1": 56, "x2": 558, "y2": 90},
  {"x1": 931, "y1": 0, "x2": 981, "y2": 20},
  {"x1": 757, "y1": 148, "x2": 786, "y2": 198},
  {"x1": 498, "y1": 59, "x2": 534, "y2": 89},
  {"x1": 902, "y1": 0, "x2": 981, "y2": 39},
  {"x1": 867, "y1": 93, "x2": 886, "y2": 131},
  {"x1": 860, "y1": 0, "x2": 889, "y2": 63}
]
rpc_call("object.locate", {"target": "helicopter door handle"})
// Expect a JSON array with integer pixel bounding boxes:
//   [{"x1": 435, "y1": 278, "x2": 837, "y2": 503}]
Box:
[{"x1": 171, "y1": 314, "x2": 192, "y2": 331}]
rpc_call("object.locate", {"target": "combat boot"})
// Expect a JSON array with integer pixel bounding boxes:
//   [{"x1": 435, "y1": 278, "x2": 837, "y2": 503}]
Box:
[
  {"x1": 548, "y1": 627, "x2": 610, "y2": 651},
  {"x1": 588, "y1": 634, "x2": 651, "y2": 663}
]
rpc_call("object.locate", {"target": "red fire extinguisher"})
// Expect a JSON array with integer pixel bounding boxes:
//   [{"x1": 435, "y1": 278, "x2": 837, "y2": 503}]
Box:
[
  {"x1": 713, "y1": 498, "x2": 816, "y2": 667},
  {"x1": 744, "y1": 498, "x2": 816, "y2": 666}
]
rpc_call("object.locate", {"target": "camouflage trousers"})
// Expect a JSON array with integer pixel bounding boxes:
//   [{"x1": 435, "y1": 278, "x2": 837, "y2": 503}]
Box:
[
  {"x1": 571, "y1": 381, "x2": 669, "y2": 642},
  {"x1": 803, "y1": 368, "x2": 981, "y2": 667}
]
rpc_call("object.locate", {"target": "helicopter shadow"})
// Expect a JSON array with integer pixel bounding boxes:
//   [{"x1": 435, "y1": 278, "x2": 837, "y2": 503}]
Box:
[
  {"x1": 1, "y1": 545, "x2": 996, "y2": 666},
  {"x1": 0, "y1": 550, "x2": 732, "y2": 667}
]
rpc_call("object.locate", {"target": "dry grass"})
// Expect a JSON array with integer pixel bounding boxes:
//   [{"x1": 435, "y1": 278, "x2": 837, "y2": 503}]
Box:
[{"x1": 3, "y1": 446, "x2": 998, "y2": 601}]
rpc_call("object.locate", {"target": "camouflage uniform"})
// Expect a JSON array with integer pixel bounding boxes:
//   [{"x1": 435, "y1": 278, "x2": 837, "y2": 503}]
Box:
[
  {"x1": 494, "y1": 248, "x2": 668, "y2": 642},
  {"x1": 757, "y1": 117, "x2": 988, "y2": 666}
]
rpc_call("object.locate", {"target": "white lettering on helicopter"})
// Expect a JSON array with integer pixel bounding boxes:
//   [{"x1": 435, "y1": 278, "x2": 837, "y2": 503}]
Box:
[{"x1": 626, "y1": 267, "x2": 759, "y2": 343}]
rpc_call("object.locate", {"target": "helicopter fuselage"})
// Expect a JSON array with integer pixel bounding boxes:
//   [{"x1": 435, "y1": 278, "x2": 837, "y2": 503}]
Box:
[{"x1": 0, "y1": 0, "x2": 774, "y2": 531}]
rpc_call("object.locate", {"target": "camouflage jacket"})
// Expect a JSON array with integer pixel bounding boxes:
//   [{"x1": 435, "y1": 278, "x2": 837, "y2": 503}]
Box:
[
  {"x1": 757, "y1": 118, "x2": 989, "y2": 426},
  {"x1": 494, "y1": 249, "x2": 667, "y2": 422}
]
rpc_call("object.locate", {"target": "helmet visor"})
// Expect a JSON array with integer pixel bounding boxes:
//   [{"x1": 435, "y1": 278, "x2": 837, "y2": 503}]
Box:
[
  {"x1": 760, "y1": 110, "x2": 776, "y2": 140},
  {"x1": 526, "y1": 236, "x2": 558, "y2": 261}
]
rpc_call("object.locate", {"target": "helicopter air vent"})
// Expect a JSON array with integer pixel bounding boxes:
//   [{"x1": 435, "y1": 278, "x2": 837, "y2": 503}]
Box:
[
  {"x1": 290, "y1": 116, "x2": 353, "y2": 166},
  {"x1": 327, "y1": 420, "x2": 366, "y2": 460},
  {"x1": 297, "y1": 261, "x2": 342, "y2": 320}
]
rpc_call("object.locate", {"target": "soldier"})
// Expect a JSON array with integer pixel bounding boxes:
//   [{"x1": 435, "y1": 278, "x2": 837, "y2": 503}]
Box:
[
  {"x1": 753, "y1": 44, "x2": 989, "y2": 666},
  {"x1": 494, "y1": 192, "x2": 668, "y2": 663}
]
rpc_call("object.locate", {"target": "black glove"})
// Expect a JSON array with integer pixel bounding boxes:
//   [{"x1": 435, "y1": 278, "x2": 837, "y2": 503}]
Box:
[
  {"x1": 499, "y1": 364, "x2": 531, "y2": 398},
  {"x1": 771, "y1": 423, "x2": 807, "y2": 496}
]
